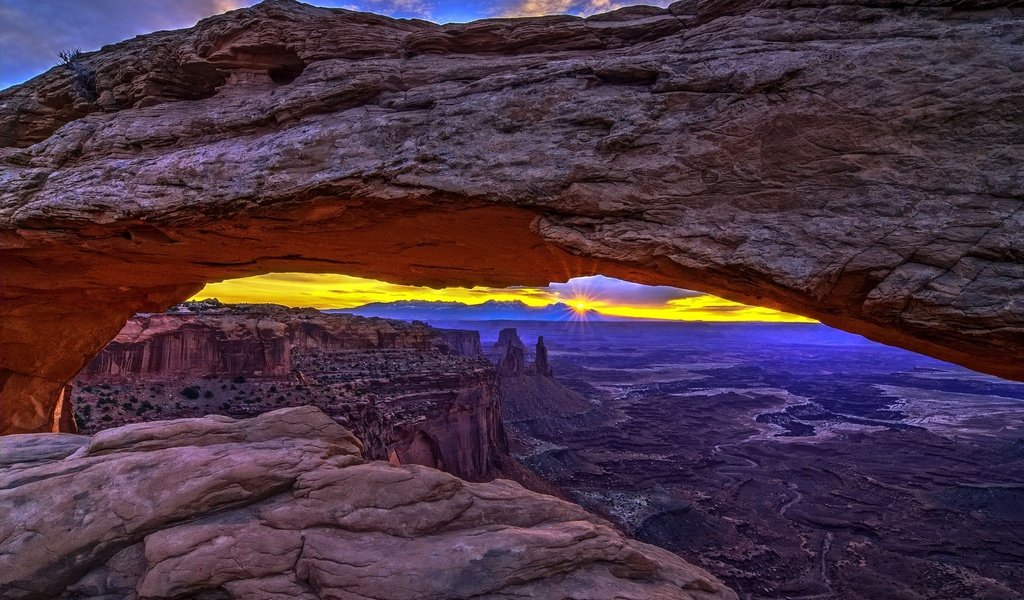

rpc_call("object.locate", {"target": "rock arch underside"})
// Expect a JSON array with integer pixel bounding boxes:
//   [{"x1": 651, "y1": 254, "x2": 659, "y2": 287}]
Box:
[{"x1": 1, "y1": 0, "x2": 1022, "y2": 435}]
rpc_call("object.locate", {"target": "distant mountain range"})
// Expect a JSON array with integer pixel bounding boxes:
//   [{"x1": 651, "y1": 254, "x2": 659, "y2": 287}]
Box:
[{"x1": 328, "y1": 300, "x2": 614, "y2": 322}]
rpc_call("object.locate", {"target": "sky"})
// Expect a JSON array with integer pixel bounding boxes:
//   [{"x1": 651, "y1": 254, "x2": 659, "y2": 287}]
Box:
[
  {"x1": 0, "y1": 0, "x2": 673, "y2": 89},
  {"x1": 193, "y1": 274, "x2": 816, "y2": 322}
]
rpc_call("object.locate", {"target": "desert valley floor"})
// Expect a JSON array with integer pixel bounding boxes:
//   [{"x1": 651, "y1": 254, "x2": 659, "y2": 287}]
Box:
[
  {"x1": 68, "y1": 309, "x2": 1024, "y2": 600},
  {"x1": 440, "y1": 321, "x2": 1024, "y2": 599}
]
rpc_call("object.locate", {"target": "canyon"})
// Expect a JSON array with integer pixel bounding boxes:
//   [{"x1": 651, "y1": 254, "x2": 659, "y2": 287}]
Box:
[
  {"x1": 79, "y1": 299, "x2": 482, "y2": 380},
  {"x1": 1, "y1": 0, "x2": 1022, "y2": 597},
  {"x1": 457, "y1": 319, "x2": 1024, "y2": 599},
  {"x1": 71, "y1": 307, "x2": 590, "y2": 488},
  {"x1": 6, "y1": 304, "x2": 759, "y2": 599},
  {"x1": 71, "y1": 300, "x2": 534, "y2": 486},
  {"x1": 60, "y1": 306, "x2": 1024, "y2": 598},
  {"x1": 1, "y1": 0, "x2": 1022, "y2": 434}
]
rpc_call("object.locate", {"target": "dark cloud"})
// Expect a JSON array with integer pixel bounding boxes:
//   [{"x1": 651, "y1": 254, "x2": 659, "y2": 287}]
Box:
[{"x1": 548, "y1": 275, "x2": 703, "y2": 307}]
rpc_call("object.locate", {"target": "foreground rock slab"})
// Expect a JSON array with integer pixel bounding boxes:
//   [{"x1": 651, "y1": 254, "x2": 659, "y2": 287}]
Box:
[
  {"x1": 0, "y1": 406, "x2": 736, "y2": 600},
  {"x1": 2, "y1": 0, "x2": 1022, "y2": 433}
]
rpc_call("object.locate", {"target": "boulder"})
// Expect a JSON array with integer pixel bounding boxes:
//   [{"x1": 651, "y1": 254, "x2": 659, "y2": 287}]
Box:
[{"x1": 0, "y1": 406, "x2": 737, "y2": 600}]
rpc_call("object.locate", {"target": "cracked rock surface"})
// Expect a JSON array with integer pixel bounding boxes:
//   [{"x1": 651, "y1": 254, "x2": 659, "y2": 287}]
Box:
[
  {"x1": 0, "y1": 406, "x2": 736, "y2": 600},
  {"x1": 1, "y1": 0, "x2": 1022, "y2": 433}
]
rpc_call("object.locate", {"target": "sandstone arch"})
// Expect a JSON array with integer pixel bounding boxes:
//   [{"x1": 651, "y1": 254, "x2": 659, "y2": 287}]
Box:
[{"x1": 1, "y1": 0, "x2": 1022, "y2": 434}]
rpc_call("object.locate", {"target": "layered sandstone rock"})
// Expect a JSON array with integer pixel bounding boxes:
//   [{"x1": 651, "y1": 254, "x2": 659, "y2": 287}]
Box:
[
  {"x1": 534, "y1": 336, "x2": 553, "y2": 377},
  {"x1": 80, "y1": 300, "x2": 480, "y2": 379},
  {"x1": 73, "y1": 303, "x2": 510, "y2": 483},
  {"x1": 1, "y1": 0, "x2": 1022, "y2": 432},
  {"x1": 493, "y1": 328, "x2": 527, "y2": 353},
  {"x1": 435, "y1": 328, "x2": 483, "y2": 357},
  {"x1": 497, "y1": 340, "x2": 528, "y2": 376},
  {"x1": 0, "y1": 407, "x2": 737, "y2": 599}
]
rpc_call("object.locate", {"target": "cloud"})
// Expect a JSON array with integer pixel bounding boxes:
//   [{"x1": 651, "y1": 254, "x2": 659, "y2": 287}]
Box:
[
  {"x1": 548, "y1": 275, "x2": 703, "y2": 307},
  {"x1": 313, "y1": 0, "x2": 435, "y2": 18},
  {"x1": 497, "y1": 0, "x2": 672, "y2": 17}
]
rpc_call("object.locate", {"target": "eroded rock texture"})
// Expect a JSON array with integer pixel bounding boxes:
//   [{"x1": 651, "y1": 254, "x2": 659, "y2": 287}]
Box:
[
  {"x1": 79, "y1": 300, "x2": 481, "y2": 380},
  {"x1": 0, "y1": 406, "x2": 736, "y2": 600},
  {"x1": 73, "y1": 302, "x2": 519, "y2": 483},
  {"x1": 1, "y1": 0, "x2": 1022, "y2": 432}
]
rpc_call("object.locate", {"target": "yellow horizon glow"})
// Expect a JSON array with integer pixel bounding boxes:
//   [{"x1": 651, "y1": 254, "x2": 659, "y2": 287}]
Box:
[{"x1": 191, "y1": 273, "x2": 816, "y2": 323}]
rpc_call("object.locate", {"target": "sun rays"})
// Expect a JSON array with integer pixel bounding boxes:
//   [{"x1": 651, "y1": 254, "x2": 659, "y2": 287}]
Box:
[{"x1": 192, "y1": 273, "x2": 815, "y2": 323}]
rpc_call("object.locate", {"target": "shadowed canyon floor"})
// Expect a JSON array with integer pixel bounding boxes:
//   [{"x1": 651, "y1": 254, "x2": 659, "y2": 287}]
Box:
[
  {"x1": 54, "y1": 304, "x2": 1024, "y2": 599},
  {"x1": 442, "y1": 320, "x2": 1024, "y2": 600}
]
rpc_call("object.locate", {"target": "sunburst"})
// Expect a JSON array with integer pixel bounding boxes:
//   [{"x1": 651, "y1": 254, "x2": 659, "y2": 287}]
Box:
[{"x1": 565, "y1": 287, "x2": 599, "y2": 323}]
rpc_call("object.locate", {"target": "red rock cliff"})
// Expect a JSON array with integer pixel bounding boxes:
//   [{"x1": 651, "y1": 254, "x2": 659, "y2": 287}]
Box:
[
  {"x1": 74, "y1": 302, "x2": 521, "y2": 485},
  {"x1": 80, "y1": 302, "x2": 481, "y2": 379}
]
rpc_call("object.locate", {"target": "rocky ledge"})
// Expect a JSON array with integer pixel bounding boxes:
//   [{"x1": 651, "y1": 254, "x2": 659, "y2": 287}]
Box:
[
  {"x1": 70, "y1": 302, "x2": 521, "y2": 485},
  {"x1": 0, "y1": 406, "x2": 736, "y2": 600},
  {"x1": 80, "y1": 299, "x2": 483, "y2": 380}
]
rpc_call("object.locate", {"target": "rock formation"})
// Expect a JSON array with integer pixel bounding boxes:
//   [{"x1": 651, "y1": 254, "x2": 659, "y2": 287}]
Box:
[
  {"x1": 493, "y1": 327, "x2": 526, "y2": 353},
  {"x1": 1, "y1": 0, "x2": 1023, "y2": 432},
  {"x1": 497, "y1": 340, "x2": 527, "y2": 376},
  {"x1": 0, "y1": 406, "x2": 737, "y2": 599},
  {"x1": 492, "y1": 331, "x2": 598, "y2": 439},
  {"x1": 80, "y1": 300, "x2": 480, "y2": 380},
  {"x1": 499, "y1": 371, "x2": 598, "y2": 438},
  {"x1": 434, "y1": 328, "x2": 482, "y2": 357},
  {"x1": 495, "y1": 330, "x2": 556, "y2": 378},
  {"x1": 73, "y1": 303, "x2": 515, "y2": 484},
  {"x1": 534, "y1": 335, "x2": 553, "y2": 377}
]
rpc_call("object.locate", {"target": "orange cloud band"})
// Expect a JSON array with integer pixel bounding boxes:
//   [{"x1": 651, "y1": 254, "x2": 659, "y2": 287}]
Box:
[{"x1": 191, "y1": 273, "x2": 816, "y2": 323}]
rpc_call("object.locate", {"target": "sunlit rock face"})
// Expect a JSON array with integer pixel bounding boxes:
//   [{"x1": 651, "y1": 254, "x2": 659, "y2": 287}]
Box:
[
  {"x1": 79, "y1": 301, "x2": 480, "y2": 380},
  {"x1": 0, "y1": 406, "x2": 737, "y2": 599},
  {"x1": 1, "y1": 0, "x2": 1023, "y2": 432}
]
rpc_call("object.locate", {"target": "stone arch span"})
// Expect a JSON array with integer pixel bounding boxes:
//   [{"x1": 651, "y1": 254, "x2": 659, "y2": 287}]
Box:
[{"x1": 1, "y1": 0, "x2": 1022, "y2": 433}]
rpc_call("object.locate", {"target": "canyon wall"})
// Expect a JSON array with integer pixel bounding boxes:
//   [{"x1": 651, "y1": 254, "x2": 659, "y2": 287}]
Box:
[
  {"x1": 73, "y1": 303, "x2": 514, "y2": 483},
  {"x1": 79, "y1": 302, "x2": 480, "y2": 380},
  {"x1": 491, "y1": 328, "x2": 600, "y2": 439},
  {"x1": 336, "y1": 361, "x2": 513, "y2": 482},
  {"x1": 1, "y1": 0, "x2": 1023, "y2": 432},
  {"x1": 433, "y1": 328, "x2": 483, "y2": 357}
]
